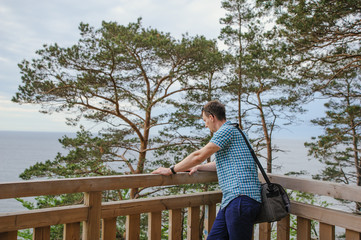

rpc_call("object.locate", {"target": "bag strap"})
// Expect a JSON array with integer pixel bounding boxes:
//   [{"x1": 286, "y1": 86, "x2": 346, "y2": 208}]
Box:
[{"x1": 232, "y1": 123, "x2": 272, "y2": 185}]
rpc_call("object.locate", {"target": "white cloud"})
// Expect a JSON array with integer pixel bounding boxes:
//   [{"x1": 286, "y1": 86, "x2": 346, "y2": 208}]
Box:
[
  {"x1": 0, "y1": 95, "x2": 77, "y2": 132},
  {"x1": 0, "y1": 56, "x2": 11, "y2": 64},
  {"x1": 0, "y1": 96, "x2": 37, "y2": 113},
  {"x1": 0, "y1": 0, "x2": 224, "y2": 132},
  {"x1": 105, "y1": 0, "x2": 223, "y2": 38}
]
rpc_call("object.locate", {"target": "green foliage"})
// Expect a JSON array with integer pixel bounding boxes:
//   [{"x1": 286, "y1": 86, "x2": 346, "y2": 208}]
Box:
[
  {"x1": 220, "y1": 0, "x2": 306, "y2": 174},
  {"x1": 262, "y1": 0, "x2": 361, "y2": 81},
  {"x1": 18, "y1": 229, "x2": 32, "y2": 240},
  {"x1": 13, "y1": 18, "x2": 229, "y2": 239},
  {"x1": 305, "y1": 72, "x2": 361, "y2": 188},
  {"x1": 13, "y1": 18, "x2": 226, "y2": 176}
]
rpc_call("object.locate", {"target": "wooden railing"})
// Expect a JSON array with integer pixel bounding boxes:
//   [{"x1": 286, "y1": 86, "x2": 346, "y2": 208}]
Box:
[{"x1": 0, "y1": 172, "x2": 360, "y2": 239}]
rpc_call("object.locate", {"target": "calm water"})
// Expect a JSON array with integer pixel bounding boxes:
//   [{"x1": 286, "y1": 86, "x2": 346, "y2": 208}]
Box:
[
  {"x1": 0, "y1": 131, "x2": 322, "y2": 213},
  {"x1": 0, "y1": 131, "x2": 73, "y2": 212}
]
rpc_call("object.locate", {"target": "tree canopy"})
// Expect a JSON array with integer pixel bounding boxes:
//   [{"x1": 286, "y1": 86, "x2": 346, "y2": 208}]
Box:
[
  {"x1": 259, "y1": 0, "x2": 361, "y2": 87},
  {"x1": 13, "y1": 19, "x2": 225, "y2": 178}
]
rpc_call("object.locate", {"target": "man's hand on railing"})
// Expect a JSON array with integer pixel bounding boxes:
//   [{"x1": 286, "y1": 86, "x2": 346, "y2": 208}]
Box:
[
  {"x1": 188, "y1": 166, "x2": 199, "y2": 175},
  {"x1": 151, "y1": 167, "x2": 173, "y2": 176}
]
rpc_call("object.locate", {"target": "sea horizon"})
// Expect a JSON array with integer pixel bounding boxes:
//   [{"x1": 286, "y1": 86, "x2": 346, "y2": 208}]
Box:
[{"x1": 0, "y1": 130, "x2": 319, "y2": 213}]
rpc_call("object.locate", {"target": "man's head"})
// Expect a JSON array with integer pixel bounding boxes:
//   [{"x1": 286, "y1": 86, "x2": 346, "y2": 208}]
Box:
[
  {"x1": 202, "y1": 100, "x2": 226, "y2": 121},
  {"x1": 202, "y1": 100, "x2": 226, "y2": 133}
]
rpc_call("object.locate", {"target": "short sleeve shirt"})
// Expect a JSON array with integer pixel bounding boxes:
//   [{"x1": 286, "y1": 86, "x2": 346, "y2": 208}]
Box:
[{"x1": 210, "y1": 121, "x2": 262, "y2": 208}]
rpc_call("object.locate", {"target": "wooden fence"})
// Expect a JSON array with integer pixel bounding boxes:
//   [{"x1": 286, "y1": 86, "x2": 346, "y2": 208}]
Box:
[{"x1": 0, "y1": 172, "x2": 360, "y2": 239}]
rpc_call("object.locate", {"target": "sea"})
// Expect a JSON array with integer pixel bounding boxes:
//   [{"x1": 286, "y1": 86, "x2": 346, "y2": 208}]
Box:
[
  {"x1": 0, "y1": 131, "x2": 322, "y2": 213},
  {"x1": 2, "y1": 130, "x2": 356, "y2": 239},
  {"x1": 0, "y1": 131, "x2": 75, "y2": 213},
  {"x1": 0, "y1": 130, "x2": 324, "y2": 213}
]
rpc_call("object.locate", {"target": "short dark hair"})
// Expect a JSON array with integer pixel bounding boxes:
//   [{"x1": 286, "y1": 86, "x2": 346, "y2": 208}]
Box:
[{"x1": 202, "y1": 100, "x2": 226, "y2": 121}]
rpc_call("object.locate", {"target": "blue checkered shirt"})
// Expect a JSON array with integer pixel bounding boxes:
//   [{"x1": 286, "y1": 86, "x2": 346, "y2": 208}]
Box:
[{"x1": 210, "y1": 121, "x2": 262, "y2": 208}]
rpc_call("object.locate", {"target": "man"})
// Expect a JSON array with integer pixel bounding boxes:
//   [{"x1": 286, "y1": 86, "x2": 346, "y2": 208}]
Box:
[{"x1": 152, "y1": 100, "x2": 261, "y2": 240}]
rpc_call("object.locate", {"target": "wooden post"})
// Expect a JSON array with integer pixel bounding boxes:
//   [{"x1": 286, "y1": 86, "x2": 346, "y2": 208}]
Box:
[
  {"x1": 33, "y1": 226, "x2": 50, "y2": 240},
  {"x1": 297, "y1": 217, "x2": 311, "y2": 240},
  {"x1": 82, "y1": 191, "x2": 102, "y2": 240},
  {"x1": 64, "y1": 222, "x2": 80, "y2": 240},
  {"x1": 0, "y1": 231, "x2": 17, "y2": 240},
  {"x1": 277, "y1": 215, "x2": 290, "y2": 240},
  {"x1": 169, "y1": 209, "x2": 182, "y2": 240},
  {"x1": 204, "y1": 204, "x2": 216, "y2": 238},
  {"x1": 187, "y1": 206, "x2": 200, "y2": 240},
  {"x1": 148, "y1": 211, "x2": 162, "y2": 240},
  {"x1": 102, "y1": 218, "x2": 117, "y2": 240},
  {"x1": 259, "y1": 222, "x2": 271, "y2": 240},
  {"x1": 346, "y1": 229, "x2": 361, "y2": 240},
  {"x1": 126, "y1": 214, "x2": 140, "y2": 240},
  {"x1": 319, "y1": 222, "x2": 335, "y2": 239}
]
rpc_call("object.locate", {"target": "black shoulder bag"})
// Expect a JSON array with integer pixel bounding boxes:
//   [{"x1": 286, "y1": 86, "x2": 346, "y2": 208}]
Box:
[{"x1": 233, "y1": 123, "x2": 291, "y2": 223}]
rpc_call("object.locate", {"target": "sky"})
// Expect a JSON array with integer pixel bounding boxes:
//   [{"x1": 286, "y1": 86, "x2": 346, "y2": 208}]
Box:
[{"x1": 0, "y1": 0, "x2": 325, "y2": 139}]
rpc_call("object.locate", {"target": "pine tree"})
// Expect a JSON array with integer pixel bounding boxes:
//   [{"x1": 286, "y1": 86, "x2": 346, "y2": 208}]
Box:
[
  {"x1": 13, "y1": 19, "x2": 223, "y2": 181},
  {"x1": 305, "y1": 70, "x2": 361, "y2": 212},
  {"x1": 13, "y1": 19, "x2": 227, "y2": 238},
  {"x1": 260, "y1": 0, "x2": 361, "y2": 86},
  {"x1": 221, "y1": 0, "x2": 305, "y2": 172},
  {"x1": 219, "y1": 0, "x2": 256, "y2": 129}
]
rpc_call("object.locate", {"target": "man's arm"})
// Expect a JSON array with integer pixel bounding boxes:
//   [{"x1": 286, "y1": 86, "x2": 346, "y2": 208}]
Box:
[
  {"x1": 188, "y1": 161, "x2": 216, "y2": 175},
  {"x1": 151, "y1": 142, "x2": 220, "y2": 175}
]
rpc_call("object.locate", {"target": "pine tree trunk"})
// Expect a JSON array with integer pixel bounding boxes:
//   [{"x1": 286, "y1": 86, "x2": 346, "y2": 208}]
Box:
[
  {"x1": 257, "y1": 90, "x2": 272, "y2": 173},
  {"x1": 350, "y1": 118, "x2": 361, "y2": 212},
  {"x1": 131, "y1": 111, "x2": 151, "y2": 199},
  {"x1": 347, "y1": 91, "x2": 360, "y2": 212}
]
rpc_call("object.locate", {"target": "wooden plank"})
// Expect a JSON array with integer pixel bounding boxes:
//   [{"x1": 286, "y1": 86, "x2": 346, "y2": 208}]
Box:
[
  {"x1": 82, "y1": 191, "x2": 102, "y2": 240},
  {"x1": 33, "y1": 226, "x2": 50, "y2": 240},
  {"x1": 204, "y1": 203, "x2": 216, "y2": 238},
  {"x1": 0, "y1": 205, "x2": 88, "y2": 232},
  {"x1": 277, "y1": 215, "x2": 290, "y2": 240},
  {"x1": 102, "y1": 217, "x2": 117, "y2": 240},
  {"x1": 148, "y1": 211, "x2": 162, "y2": 240},
  {"x1": 319, "y1": 222, "x2": 335, "y2": 239},
  {"x1": 263, "y1": 173, "x2": 361, "y2": 203},
  {"x1": 187, "y1": 206, "x2": 200, "y2": 240},
  {"x1": 126, "y1": 214, "x2": 140, "y2": 240},
  {"x1": 0, "y1": 231, "x2": 17, "y2": 240},
  {"x1": 291, "y1": 201, "x2": 361, "y2": 232},
  {"x1": 0, "y1": 172, "x2": 218, "y2": 199},
  {"x1": 297, "y1": 217, "x2": 311, "y2": 240},
  {"x1": 259, "y1": 222, "x2": 271, "y2": 240},
  {"x1": 346, "y1": 229, "x2": 361, "y2": 240},
  {"x1": 0, "y1": 191, "x2": 220, "y2": 233},
  {"x1": 64, "y1": 222, "x2": 80, "y2": 240},
  {"x1": 169, "y1": 209, "x2": 182, "y2": 240},
  {"x1": 102, "y1": 191, "x2": 222, "y2": 218}
]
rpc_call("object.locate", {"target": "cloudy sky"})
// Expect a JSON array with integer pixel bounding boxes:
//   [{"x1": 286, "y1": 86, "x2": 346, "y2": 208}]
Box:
[
  {"x1": 0, "y1": 0, "x2": 226, "y2": 132},
  {"x1": 0, "y1": 0, "x2": 324, "y2": 138}
]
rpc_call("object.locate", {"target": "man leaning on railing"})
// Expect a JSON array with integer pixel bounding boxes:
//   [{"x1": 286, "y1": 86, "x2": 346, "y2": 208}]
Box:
[{"x1": 152, "y1": 100, "x2": 262, "y2": 240}]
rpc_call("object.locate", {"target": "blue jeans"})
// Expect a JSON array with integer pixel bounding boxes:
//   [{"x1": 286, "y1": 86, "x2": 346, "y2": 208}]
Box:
[{"x1": 207, "y1": 195, "x2": 261, "y2": 240}]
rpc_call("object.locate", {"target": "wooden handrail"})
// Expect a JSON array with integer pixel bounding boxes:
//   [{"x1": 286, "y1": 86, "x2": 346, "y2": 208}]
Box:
[
  {"x1": 0, "y1": 172, "x2": 360, "y2": 239},
  {"x1": 1, "y1": 172, "x2": 359, "y2": 202},
  {"x1": 1, "y1": 172, "x2": 359, "y2": 201},
  {"x1": 291, "y1": 201, "x2": 361, "y2": 232},
  {"x1": 0, "y1": 191, "x2": 222, "y2": 233},
  {"x1": 0, "y1": 172, "x2": 218, "y2": 199},
  {"x1": 263, "y1": 173, "x2": 361, "y2": 203},
  {"x1": 0, "y1": 205, "x2": 88, "y2": 233},
  {"x1": 101, "y1": 191, "x2": 222, "y2": 218}
]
